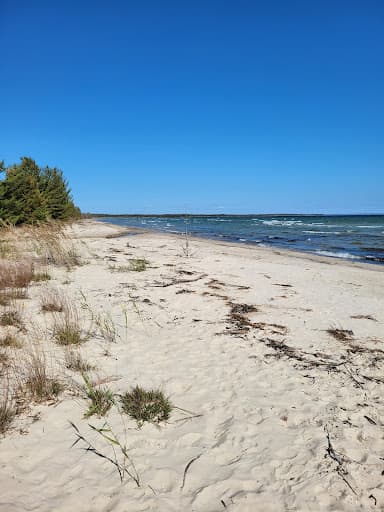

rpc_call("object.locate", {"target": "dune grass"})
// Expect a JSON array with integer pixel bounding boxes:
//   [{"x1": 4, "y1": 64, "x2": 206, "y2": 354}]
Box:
[
  {"x1": 20, "y1": 348, "x2": 63, "y2": 403},
  {"x1": 120, "y1": 386, "x2": 172, "y2": 426},
  {"x1": 40, "y1": 287, "x2": 65, "y2": 313},
  {"x1": 52, "y1": 303, "x2": 87, "y2": 345},
  {"x1": 82, "y1": 374, "x2": 114, "y2": 418}
]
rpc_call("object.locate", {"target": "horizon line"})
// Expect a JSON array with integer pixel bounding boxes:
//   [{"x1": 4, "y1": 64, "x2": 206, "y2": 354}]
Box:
[{"x1": 85, "y1": 212, "x2": 384, "y2": 217}]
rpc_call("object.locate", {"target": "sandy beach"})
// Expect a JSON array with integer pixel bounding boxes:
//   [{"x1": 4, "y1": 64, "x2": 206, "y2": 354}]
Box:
[{"x1": 0, "y1": 219, "x2": 383, "y2": 512}]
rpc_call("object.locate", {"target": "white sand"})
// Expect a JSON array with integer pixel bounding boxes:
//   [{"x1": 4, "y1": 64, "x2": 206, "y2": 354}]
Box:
[{"x1": 1, "y1": 219, "x2": 383, "y2": 511}]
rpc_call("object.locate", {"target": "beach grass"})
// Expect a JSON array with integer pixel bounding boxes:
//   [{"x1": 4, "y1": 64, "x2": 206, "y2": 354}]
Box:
[{"x1": 120, "y1": 386, "x2": 172, "y2": 426}]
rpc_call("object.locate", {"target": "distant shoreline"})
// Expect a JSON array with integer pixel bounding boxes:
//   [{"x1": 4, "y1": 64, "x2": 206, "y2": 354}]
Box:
[{"x1": 84, "y1": 213, "x2": 384, "y2": 218}]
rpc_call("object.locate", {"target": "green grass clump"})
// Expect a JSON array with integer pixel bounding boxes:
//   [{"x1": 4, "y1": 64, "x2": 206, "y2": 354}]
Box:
[
  {"x1": 53, "y1": 324, "x2": 84, "y2": 345},
  {"x1": 129, "y1": 258, "x2": 148, "y2": 272},
  {"x1": 83, "y1": 374, "x2": 114, "y2": 418},
  {"x1": 110, "y1": 259, "x2": 149, "y2": 273},
  {"x1": 120, "y1": 386, "x2": 172, "y2": 426},
  {"x1": 52, "y1": 304, "x2": 86, "y2": 345}
]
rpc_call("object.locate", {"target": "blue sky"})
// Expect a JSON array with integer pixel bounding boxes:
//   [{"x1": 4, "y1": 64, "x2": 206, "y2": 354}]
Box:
[{"x1": 1, "y1": 1, "x2": 383, "y2": 214}]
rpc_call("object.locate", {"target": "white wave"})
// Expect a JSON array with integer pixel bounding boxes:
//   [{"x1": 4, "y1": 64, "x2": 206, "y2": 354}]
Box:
[
  {"x1": 356, "y1": 225, "x2": 383, "y2": 229},
  {"x1": 315, "y1": 250, "x2": 360, "y2": 260},
  {"x1": 261, "y1": 220, "x2": 304, "y2": 226},
  {"x1": 303, "y1": 230, "x2": 342, "y2": 234}
]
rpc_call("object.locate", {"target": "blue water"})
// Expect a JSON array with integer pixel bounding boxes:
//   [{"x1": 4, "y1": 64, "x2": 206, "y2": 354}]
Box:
[{"x1": 99, "y1": 215, "x2": 384, "y2": 265}]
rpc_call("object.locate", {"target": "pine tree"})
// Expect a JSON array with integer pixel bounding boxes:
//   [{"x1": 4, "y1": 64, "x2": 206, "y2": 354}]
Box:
[{"x1": 0, "y1": 157, "x2": 80, "y2": 225}]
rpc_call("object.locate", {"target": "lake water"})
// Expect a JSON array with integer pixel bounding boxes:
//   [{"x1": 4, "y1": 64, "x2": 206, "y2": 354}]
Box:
[{"x1": 99, "y1": 215, "x2": 384, "y2": 265}]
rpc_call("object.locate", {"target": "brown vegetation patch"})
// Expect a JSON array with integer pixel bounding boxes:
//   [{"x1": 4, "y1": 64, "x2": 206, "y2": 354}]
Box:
[
  {"x1": 0, "y1": 260, "x2": 34, "y2": 290},
  {"x1": 225, "y1": 301, "x2": 286, "y2": 337},
  {"x1": 327, "y1": 328, "x2": 354, "y2": 341}
]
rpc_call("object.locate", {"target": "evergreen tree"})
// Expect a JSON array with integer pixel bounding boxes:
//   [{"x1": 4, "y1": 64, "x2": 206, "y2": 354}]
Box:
[{"x1": 0, "y1": 157, "x2": 80, "y2": 225}]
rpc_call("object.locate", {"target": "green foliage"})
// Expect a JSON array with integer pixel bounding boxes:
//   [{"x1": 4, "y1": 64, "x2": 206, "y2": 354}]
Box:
[
  {"x1": 120, "y1": 386, "x2": 172, "y2": 426},
  {"x1": 82, "y1": 374, "x2": 114, "y2": 418},
  {"x1": 0, "y1": 157, "x2": 80, "y2": 225}
]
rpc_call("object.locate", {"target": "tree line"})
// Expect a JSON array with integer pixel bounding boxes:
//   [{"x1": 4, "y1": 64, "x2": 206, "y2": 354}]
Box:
[{"x1": 0, "y1": 157, "x2": 80, "y2": 225}]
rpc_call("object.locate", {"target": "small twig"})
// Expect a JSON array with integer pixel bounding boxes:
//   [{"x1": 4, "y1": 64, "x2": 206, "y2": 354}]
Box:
[{"x1": 180, "y1": 453, "x2": 202, "y2": 490}]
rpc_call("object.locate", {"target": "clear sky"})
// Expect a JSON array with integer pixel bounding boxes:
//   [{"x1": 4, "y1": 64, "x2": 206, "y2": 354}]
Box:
[{"x1": 1, "y1": 1, "x2": 383, "y2": 214}]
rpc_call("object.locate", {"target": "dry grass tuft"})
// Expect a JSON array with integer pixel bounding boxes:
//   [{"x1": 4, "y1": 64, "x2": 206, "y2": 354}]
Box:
[
  {"x1": 0, "y1": 333, "x2": 22, "y2": 348},
  {"x1": 0, "y1": 259, "x2": 34, "y2": 289},
  {"x1": 21, "y1": 348, "x2": 63, "y2": 402},
  {"x1": 28, "y1": 224, "x2": 81, "y2": 268},
  {"x1": 110, "y1": 258, "x2": 149, "y2": 273},
  {"x1": 40, "y1": 287, "x2": 65, "y2": 313},
  {"x1": 53, "y1": 303, "x2": 87, "y2": 345},
  {"x1": 65, "y1": 350, "x2": 94, "y2": 372},
  {"x1": 0, "y1": 309, "x2": 24, "y2": 329},
  {"x1": 120, "y1": 386, "x2": 172, "y2": 426},
  {"x1": 0, "y1": 390, "x2": 15, "y2": 434}
]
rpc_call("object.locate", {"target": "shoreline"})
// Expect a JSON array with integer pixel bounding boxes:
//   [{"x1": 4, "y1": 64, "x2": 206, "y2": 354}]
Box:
[{"x1": 92, "y1": 218, "x2": 384, "y2": 272}]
